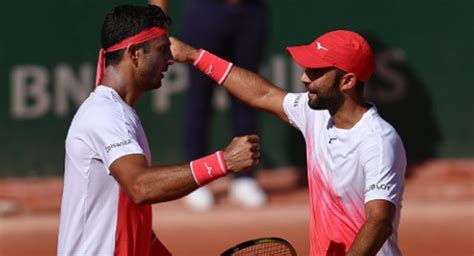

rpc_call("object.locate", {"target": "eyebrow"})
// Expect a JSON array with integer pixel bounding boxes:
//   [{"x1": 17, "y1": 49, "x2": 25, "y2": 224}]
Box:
[{"x1": 160, "y1": 41, "x2": 171, "y2": 47}]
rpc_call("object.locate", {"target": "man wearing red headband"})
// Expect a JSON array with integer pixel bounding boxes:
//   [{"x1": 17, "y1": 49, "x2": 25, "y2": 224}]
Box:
[
  {"x1": 171, "y1": 30, "x2": 406, "y2": 256},
  {"x1": 57, "y1": 5, "x2": 260, "y2": 256}
]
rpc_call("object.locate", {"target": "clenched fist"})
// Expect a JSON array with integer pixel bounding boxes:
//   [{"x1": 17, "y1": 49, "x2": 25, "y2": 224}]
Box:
[
  {"x1": 223, "y1": 135, "x2": 261, "y2": 173},
  {"x1": 169, "y1": 37, "x2": 199, "y2": 63}
]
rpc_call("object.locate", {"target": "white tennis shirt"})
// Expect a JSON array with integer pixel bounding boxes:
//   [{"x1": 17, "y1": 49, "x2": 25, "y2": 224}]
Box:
[
  {"x1": 283, "y1": 93, "x2": 406, "y2": 256},
  {"x1": 58, "y1": 86, "x2": 156, "y2": 255}
]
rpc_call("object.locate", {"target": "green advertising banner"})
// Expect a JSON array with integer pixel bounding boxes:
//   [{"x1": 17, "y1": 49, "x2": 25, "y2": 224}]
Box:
[{"x1": 1, "y1": 0, "x2": 473, "y2": 176}]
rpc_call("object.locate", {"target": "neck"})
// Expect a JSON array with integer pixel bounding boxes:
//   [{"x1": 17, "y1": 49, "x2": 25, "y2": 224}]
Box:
[
  {"x1": 100, "y1": 65, "x2": 142, "y2": 107},
  {"x1": 330, "y1": 99, "x2": 368, "y2": 129}
]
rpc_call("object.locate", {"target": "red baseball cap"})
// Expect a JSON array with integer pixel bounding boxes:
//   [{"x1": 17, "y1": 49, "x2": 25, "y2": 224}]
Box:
[{"x1": 286, "y1": 30, "x2": 376, "y2": 82}]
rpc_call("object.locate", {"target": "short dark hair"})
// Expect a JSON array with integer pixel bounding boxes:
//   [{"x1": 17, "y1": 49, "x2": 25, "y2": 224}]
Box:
[{"x1": 101, "y1": 4, "x2": 172, "y2": 66}]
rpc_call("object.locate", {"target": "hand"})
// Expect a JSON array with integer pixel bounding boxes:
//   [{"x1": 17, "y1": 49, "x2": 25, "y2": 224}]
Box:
[
  {"x1": 223, "y1": 135, "x2": 260, "y2": 173},
  {"x1": 169, "y1": 37, "x2": 199, "y2": 63}
]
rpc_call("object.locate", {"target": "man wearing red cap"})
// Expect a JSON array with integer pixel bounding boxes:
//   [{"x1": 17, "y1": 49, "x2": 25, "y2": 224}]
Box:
[
  {"x1": 171, "y1": 30, "x2": 406, "y2": 256},
  {"x1": 57, "y1": 5, "x2": 260, "y2": 256}
]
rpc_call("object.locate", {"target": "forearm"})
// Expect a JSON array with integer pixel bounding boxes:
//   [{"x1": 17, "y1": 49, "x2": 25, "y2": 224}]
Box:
[
  {"x1": 132, "y1": 164, "x2": 197, "y2": 204},
  {"x1": 111, "y1": 135, "x2": 260, "y2": 205},
  {"x1": 132, "y1": 150, "x2": 229, "y2": 204},
  {"x1": 223, "y1": 65, "x2": 287, "y2": 118},
  {"x1": 346, "y1": 219, "x2": 393, "y2": 256},
  {"x1": 170, "y1": 39, "x2": 288, "y2": 120}
]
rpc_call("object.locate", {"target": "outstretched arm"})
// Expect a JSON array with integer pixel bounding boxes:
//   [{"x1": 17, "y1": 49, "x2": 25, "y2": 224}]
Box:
[{"x1": 170, "y1": 37, "x2": 289, "y2": 122}]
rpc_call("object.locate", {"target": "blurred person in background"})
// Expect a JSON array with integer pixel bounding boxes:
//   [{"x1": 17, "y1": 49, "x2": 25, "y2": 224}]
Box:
[
  {"x1": 151, "y1": 0, "x2": 268, "y2": 210},
  {"x1": 57, "y1": 4, "x2": 260, "y2": 255},
  {"x1": 170, "y1": 30, "x2": 406, "y2": 255}
]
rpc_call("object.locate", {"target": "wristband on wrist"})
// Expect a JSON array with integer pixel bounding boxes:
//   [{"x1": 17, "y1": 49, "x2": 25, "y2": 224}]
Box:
[
  {"x1": 190, "y1": 151, "x2": 228, "y2": 186},
  {"x1": 193, "y1": 49, "x2": 233, "y2": 84}
]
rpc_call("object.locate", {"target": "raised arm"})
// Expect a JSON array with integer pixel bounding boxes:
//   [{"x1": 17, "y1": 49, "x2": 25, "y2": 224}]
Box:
[{"x1": 170, "y1": 37, "x2": 289, "y2": 122}]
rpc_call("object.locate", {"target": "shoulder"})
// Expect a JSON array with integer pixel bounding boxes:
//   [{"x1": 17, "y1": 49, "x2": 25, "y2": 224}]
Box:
[
  {"x1": 363, "y1": 107, "x2": 402, "y2": 142},
  {"x1": 283, "y1": 93, "x2": 329, "y2": 121},
  {"x1": 72, "y1": 91, "x2": 129, "y2": 133},
  {"x1": 360, "y1": 107, "x2": 406, "y2": 162},
  {"x1": 283, "y1": 93, "x2": 308, "y2": 116}
]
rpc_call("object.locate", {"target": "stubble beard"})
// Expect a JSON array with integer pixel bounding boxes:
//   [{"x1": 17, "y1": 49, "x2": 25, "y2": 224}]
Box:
[{"x1": 308, "y1": 79, "x2": 344, "y2": 112}]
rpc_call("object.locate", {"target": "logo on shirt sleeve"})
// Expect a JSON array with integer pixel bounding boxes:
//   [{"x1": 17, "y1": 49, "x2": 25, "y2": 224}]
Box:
[
  {"x1": 105, "y1": 139, "x2": 132, "y2": 153},
  {"x1": 365, "y1": 183, "x2": 391, "y2": 192},
  {"x1": 293, "y1": 94, "x2": 302, "y2": 107}
]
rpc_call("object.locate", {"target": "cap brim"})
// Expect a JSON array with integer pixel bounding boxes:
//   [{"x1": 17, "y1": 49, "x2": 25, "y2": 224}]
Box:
[{"x1": 286, "y1": 45, "x2": 333, "y2": 69}]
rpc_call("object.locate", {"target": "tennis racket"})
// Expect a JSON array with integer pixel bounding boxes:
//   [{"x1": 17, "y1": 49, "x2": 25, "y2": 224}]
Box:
[{"x1": 221, "y1": 237, "x2": 297, "y2": 256}]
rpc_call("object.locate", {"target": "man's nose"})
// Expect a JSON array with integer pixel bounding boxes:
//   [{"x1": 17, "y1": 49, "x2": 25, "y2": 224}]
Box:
[{"x1": 300, "y1": 72, "x2": 310, "y2": 83}]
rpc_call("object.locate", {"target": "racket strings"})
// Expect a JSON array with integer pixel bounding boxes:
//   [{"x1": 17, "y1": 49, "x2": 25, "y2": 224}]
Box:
[{"x1": 232, "y1": 242, "x2": 293, "y2": 255}]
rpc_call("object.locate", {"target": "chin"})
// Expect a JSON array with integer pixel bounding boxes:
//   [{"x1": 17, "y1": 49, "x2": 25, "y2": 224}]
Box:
[
  {"x1": 308, "y1": 104, "x2": 322, "y2": 110},
  {"x1": 308, "y1": 100, "x2": 321, "y2": 110},
  {"x1": 308, "y1": 101, "x2": 329, "y2": 110},
  {"x1": 149, "y1": 82, "x2": 162, "y2": 90}
]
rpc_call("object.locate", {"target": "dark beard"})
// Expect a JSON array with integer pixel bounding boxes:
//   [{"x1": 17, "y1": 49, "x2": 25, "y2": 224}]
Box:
[{"x1": 308, "y1": 79, "x2": 344, "y2": 112}]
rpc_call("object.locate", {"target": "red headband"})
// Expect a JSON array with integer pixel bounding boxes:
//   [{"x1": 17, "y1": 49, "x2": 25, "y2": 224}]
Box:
[{"x1": 95, "y1": 26, "x2": 168, "y2": 86}]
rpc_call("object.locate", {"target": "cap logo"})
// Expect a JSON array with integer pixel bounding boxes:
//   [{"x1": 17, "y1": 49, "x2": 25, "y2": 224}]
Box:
[{"x1": 316, "y1": 42, "x2": 328, "y2": 51}]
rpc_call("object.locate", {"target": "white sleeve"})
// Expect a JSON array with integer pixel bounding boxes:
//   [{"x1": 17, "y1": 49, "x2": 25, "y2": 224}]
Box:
[
  {"x1": 86, "y1": 107, "x2": 144, "y2": 172},
  {"x1": 283, "y1": 93, "x2": 308, "y2": 132},
  {"x1": 362, "y1": 134, "x2": 406, "y2": 206}
]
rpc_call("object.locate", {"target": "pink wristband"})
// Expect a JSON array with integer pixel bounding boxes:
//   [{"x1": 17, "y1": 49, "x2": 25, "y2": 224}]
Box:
[
  {"x1": 193, "y1": 49, "x2": 233, "y2": 84},
  {"x1": 190, "y1": 151, "x2": 228, "y2": 186}
]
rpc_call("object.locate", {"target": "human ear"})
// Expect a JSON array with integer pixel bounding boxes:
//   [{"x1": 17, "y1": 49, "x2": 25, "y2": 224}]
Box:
[
  {"x1": 340, "y1": 73, "x2": 357, "y2": 90},
  {"x1": 126, "y1": 44, "x2": 139, "y2": 66}
]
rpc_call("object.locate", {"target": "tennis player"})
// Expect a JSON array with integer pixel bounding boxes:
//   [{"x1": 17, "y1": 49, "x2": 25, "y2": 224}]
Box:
[
  {"x1": 170, "y1": 30, "x2": 406, "y2": 256},
  {"x1": 57, "y1": 5, "x2": 260, "y2": 255}
]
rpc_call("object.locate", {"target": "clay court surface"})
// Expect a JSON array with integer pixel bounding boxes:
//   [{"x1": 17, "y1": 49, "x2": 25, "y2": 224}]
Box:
[{"x1": 0, "y1": 159, "x2": 473, "y2": 256}]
